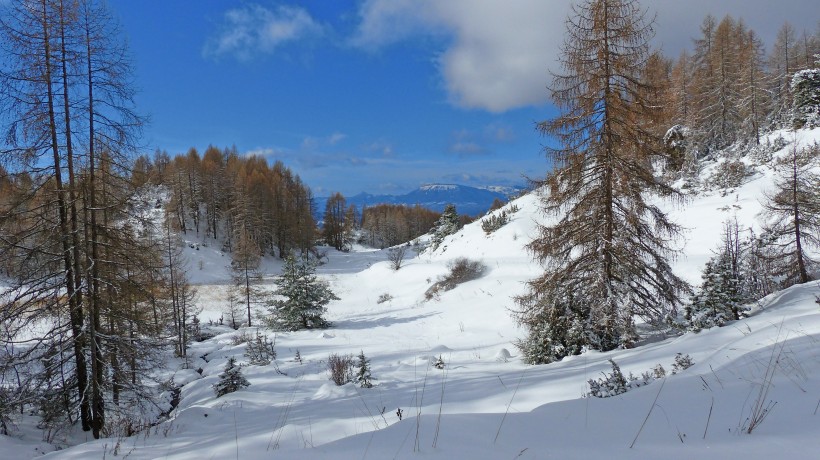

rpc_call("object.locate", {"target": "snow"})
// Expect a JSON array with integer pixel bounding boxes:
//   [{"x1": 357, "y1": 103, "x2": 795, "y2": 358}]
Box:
[{"x1": 3, "y1": 128, "x2": 820, "y2": 459}]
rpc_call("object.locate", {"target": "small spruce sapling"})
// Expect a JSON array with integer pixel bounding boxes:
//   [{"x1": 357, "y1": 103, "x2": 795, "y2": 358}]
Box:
[
  {"x1": 245, "y1": 331, "x2": 276, "y2": 365},
  {"x1": 433, "y1": 355, "x2": 445, "y2": 370},
  {"x1": 214, "y1": 357, "x2": 250, "y2": 397},
  {"x1": 355, "y1": 350, "x2": 373, "y2": 388}
]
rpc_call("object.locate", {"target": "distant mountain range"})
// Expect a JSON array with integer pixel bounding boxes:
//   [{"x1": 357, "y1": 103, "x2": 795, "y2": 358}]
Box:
[{"x1": 315, "y1": 184, "x2": 526, "y2": 220}]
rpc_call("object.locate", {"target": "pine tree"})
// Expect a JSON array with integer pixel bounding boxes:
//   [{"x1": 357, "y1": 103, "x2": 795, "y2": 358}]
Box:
[
  {"x1": 430, "y1": 204, "x2": 460, "y2": 251},
  {"x1": 514, "y1": 0, "x2": 688, "y2": 363},
  {"x1": 213, "y1": 357, "x2": 250, "y2": 397},
  {"x1": 268, "y1": 254, "x2": 339, "y2": 330}
]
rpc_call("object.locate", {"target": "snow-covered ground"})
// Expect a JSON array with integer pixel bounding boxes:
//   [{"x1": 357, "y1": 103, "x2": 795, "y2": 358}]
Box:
[{"x1": 3, "y1": 128, "x2": 820, "y2": 459}]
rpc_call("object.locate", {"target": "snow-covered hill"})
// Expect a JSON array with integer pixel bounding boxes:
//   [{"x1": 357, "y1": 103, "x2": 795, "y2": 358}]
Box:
[{"x1": 3, "y1": 128, "x2": 820, "y2": 459}]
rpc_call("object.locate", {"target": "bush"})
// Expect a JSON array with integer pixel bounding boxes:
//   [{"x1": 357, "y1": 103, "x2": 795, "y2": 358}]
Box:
[
  {"x1": 424, "y1": 257, "x2": 486, "y2": 300},
  {"x1": 481, "y1": 211, "x2": 509, "y2": 234},
  {"x1": 328, "y1": 353, "x2": 354, "y2": 386},
  {"x1": 433, "y1": 355, "x2": 445, "y2": 370},
  {"x1": 376, "y1": 293, "x2": 393, "y2": 304},
  {"x1": 707, "y1": 159, "x2": 751, "y2": 189},
  {"x1": 388, "y1": 246, "x2": 408, "y2": 270},
  {"x1": 671, "y1": 353, "x2": 694, "y2": 374},
  {"x1": 587, "y1": 359, "x2": 628, "y2": 398}
]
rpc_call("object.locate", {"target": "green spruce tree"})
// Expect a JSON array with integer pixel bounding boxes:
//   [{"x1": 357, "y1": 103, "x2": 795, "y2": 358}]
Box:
[
  {"x1": 430, "y1": 204, "x2": 460, "y2": 251},
  {"x1": 268, "y1": 255, "x2": 339, "y2": 330},
  {"x1": 213, "y1": 357, "x2": 250, "y2": 397}
]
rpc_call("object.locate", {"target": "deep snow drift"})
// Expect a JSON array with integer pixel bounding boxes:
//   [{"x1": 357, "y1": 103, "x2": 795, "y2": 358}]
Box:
[{"x1": 2, "y1": 128, "x2": 819, "y2": 459}]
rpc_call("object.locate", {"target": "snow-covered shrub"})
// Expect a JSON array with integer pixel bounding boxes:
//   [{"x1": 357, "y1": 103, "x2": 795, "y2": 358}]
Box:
[
  {"x1": 652, "y1": 364, "x2": 666, "y2": 379},
  {"x1": 328, "y1": 353, "x2": 354, "y2": 386},
  {"x1": 244, "y1": 331, "x2": 276, "y2": 366},
  {"x1": 671, "y1": 353, "x2": 694, "y2": 374},
  {"x1": 663, "y1": 124, "x2": 689, "y2": 172},
  {"x1": 791, "y1": 68, "x2": 820, "y2": 128},
  {"x1": 587, "y1": 359, "x2": 628, "y2": 398},
  {"x1": 214, "y1": 357, "x2": 250, "y2": 397},
  {"x1": 481, "y1": 210, "x2": 509, "y2": 234},
  {"x1": 514, "y1": 296, "x2": 587, "y2": 364},
  {"x1": 232, "y1": 331, "x2": 251, "y2": 345},
  {"x1": 424, "y1": 257, "x2": 486, "y2": 300},
  {"x1": 433, "y1": 355, "x2": 445, "y2": 370},
  {"x1": 376, "y1": 293, "x2": 393, "y2": 304},
  {"x1": 707, "y1": 159, "x2": 752, "y2": 190},
  {"x1": 355, "y1": 351, "x2": 373, "y2": 388}
]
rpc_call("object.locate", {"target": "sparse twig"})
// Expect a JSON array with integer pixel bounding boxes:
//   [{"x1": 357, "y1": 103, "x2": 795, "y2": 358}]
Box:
[
  {"x1": 630, "y1": 376, "x2": 667, "y2": 448},
  {"x1": 703, "y1": 397, "x2": 714, "y2": 439},
  {"x1": 744, "y1": 322, "x2": 786, "y2": 434},
  {"x1": 432, "y1": 362, "x2": 449, "y2": 448},
  {"x1": 495, "y1": 368, "x2": 527, "y2": 444}
]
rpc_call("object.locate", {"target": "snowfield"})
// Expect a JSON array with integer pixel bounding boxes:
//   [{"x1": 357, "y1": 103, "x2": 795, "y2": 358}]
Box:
[{"x1": 2, "y1": 128, "x2": 820, "y2": 459}]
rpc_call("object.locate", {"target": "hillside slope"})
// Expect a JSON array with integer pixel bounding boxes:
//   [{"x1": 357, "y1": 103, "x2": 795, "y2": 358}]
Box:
[{"x1": 3, "y1": 128, "x2": 818, "y2": 459}]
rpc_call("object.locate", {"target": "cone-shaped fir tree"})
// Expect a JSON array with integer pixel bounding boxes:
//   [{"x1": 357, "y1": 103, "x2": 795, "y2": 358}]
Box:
[
  {"x1": 214, "y1": 357, "x2": 250, "y2": 397},
  {"x1": 268, "y1": 254, "x2": 339, "y2": 331}
]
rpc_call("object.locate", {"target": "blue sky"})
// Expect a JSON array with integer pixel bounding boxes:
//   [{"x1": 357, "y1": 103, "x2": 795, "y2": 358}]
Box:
[{"x1": 108, "y1": 0, "x2": 818, "y2": 196}]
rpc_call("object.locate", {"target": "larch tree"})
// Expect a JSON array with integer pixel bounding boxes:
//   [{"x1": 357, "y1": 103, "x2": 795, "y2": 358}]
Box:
[
  {"x1": 760, "y1": 142, "x2": 819, "y2": 286},
  {"x1": 1, "y1": 0, "x2": 157, "y2": 438},
  {"x1": 513, "y1": 0, "x2": 688, "y2": 364},
  {"x1": 323, "y1": 192, "x2": 349, "y2": 251},
  {"x1": 230, "y1": 223, "x2": 263, "y2": 327}
]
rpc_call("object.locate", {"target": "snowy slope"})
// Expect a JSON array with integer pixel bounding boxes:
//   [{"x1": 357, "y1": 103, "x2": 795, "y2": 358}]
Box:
[{"x1": 3, "y1": 128, "x2": 819, "y2": 459}]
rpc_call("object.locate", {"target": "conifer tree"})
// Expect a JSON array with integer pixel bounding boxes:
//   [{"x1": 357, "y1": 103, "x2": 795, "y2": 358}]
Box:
[
  {"x1": 760, "y1": 142, "x2": 820, "y2": 286},
  {"x1": 213, "y1": 357, "x2": 250, "y2": 397},
  {"x1": 268, "y1": 254, "x2": 338, "y2": 330},
  {"x1": 430, "y1": 204, "x2": 460, "y2": 251},
  {"x1": 355, "y1": 350, "x2": 373, "y2": 388},
  {"x1": 685, "y1": 253, "x2": 745, "y2": 331},
  {"x1": 514, "y1": 0, "x2": 688, "y2": 363},
  {"x1": 230, "y1": 224, "x2": 263, "y2": 327}
]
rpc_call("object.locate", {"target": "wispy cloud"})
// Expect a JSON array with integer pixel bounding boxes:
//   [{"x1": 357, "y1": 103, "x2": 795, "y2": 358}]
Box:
[{"x1": 203, "y1": 4, "x2": 324, "y2": 61}]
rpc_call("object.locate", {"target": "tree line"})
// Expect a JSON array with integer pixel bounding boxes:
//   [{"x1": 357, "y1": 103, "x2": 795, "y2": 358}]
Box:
[
  {"x1": 648, "y1": 14, "x2": 820, "y2": 164},
  {"x1": 132, "y1": 146, "x2": 316, "y2": 258}
]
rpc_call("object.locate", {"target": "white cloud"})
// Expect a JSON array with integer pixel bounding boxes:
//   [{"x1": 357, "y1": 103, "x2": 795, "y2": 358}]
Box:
[
  {"x1": 352, "y1": 0, "x2": 566, "y2": 112},
  {"x1": 352, "y1": 0, "x2": 818, "y2": 112},
  {"x1": 204, "y1": 4, "x2": 324, "y2": 60}
]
